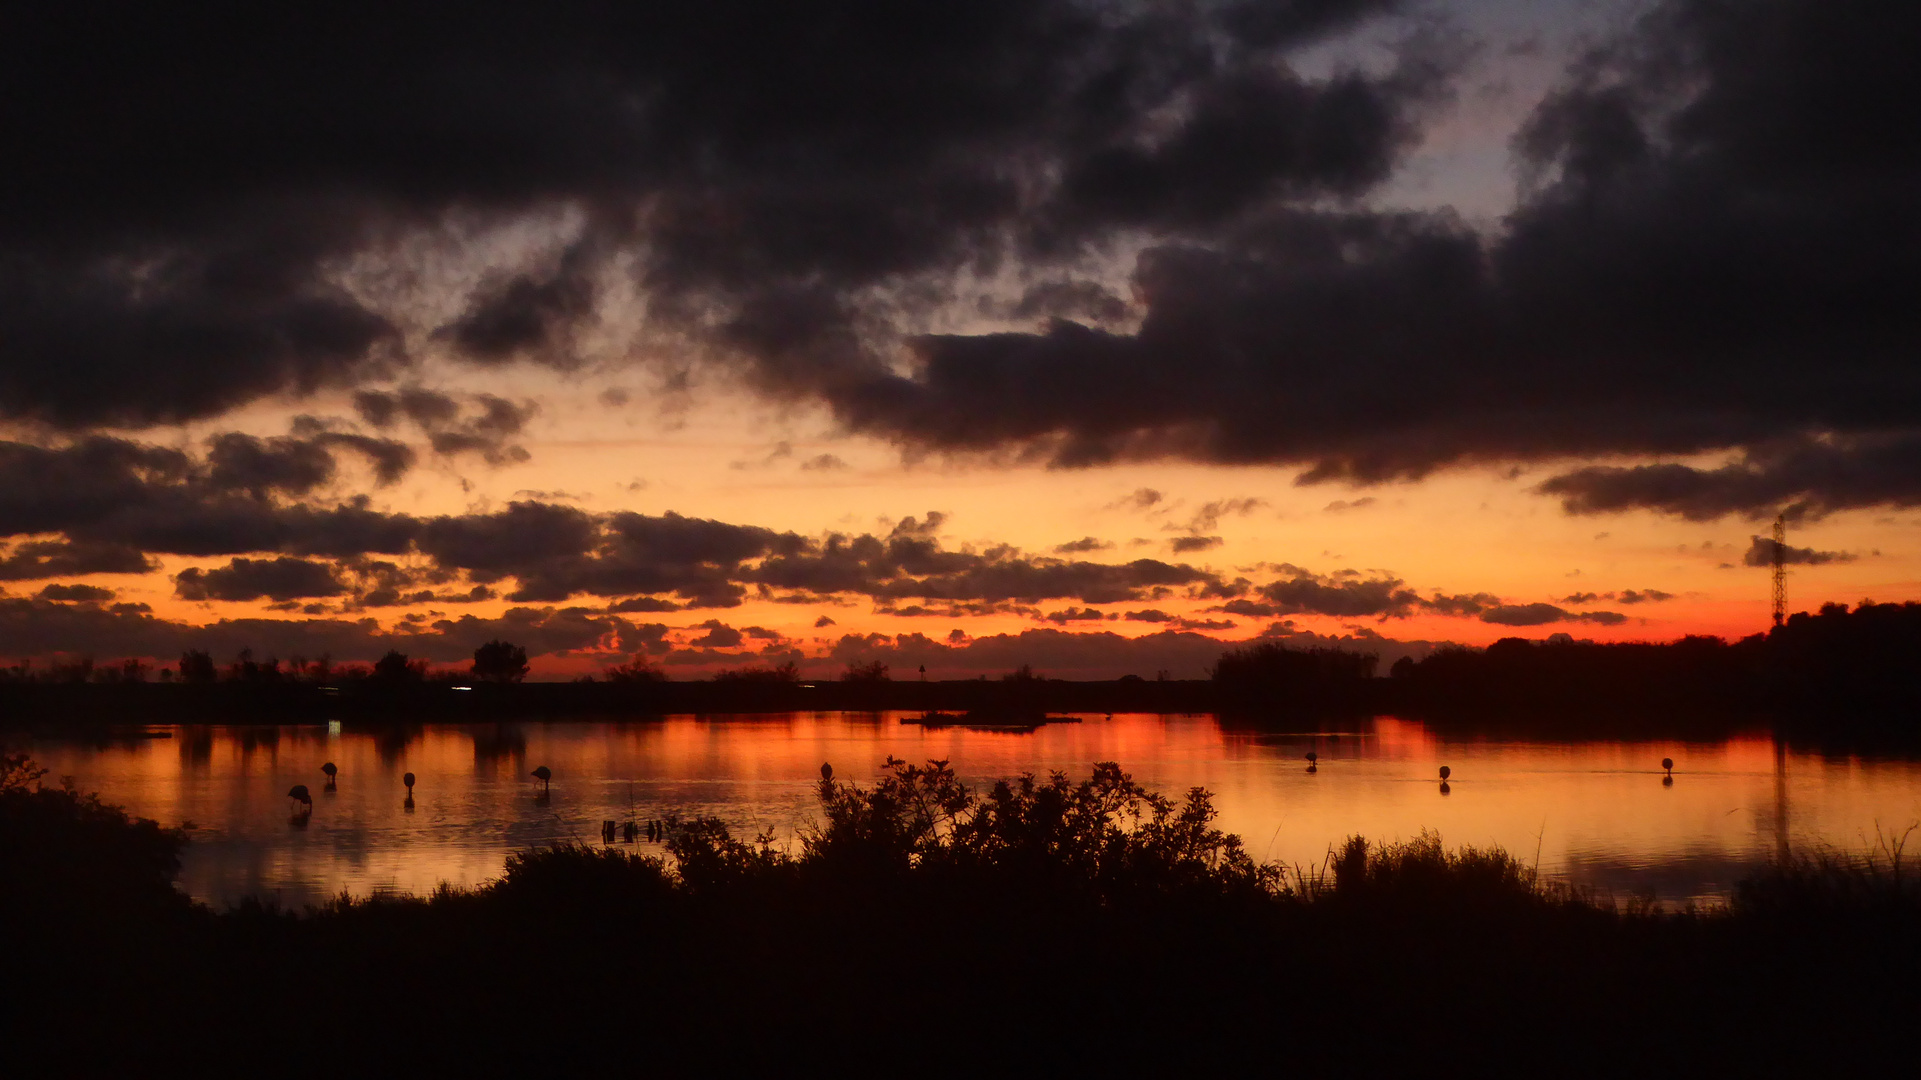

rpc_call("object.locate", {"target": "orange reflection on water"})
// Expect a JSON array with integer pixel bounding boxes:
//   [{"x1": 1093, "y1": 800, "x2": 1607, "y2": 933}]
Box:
[{"x1": 21, "y1": 714, "x2": 1921, "y2": 909}]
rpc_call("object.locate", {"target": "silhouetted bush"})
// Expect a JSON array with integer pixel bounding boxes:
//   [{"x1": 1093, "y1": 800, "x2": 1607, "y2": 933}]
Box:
[
  {"x1": 371, "y1": 649, "x2": 426, "y2": 682},
  {"x1": 710, "y1": 661, "x2": 799, "y2": 683},
  {"x1": 602, "y1": 655, "x2": 668, "y2": 682},
  {"x1": 0, "y1": 752, "x2": 189, "y2": 927},
  {"x1": 839, "y1": 659, "x2": 890, "y2": 682}
]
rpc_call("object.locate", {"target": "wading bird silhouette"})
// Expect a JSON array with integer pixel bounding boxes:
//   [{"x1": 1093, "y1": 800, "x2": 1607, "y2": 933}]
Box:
[
  {"x1": 403, "y1": 771, "x2": 416, "y2": 792},
  {"x1": 820, "y1": 762, "x2": 833, "y2": 782},
  {"x1": 321, "y1": 762, "x2": 338, "y2": 789},
  {"x1": 1662, "y1": 757, "x2": 1675, "y2": 777},
  {"x1": 289, "y1": 784, "x2": 313, "y2": 812},
  {"x1": 1306, "y1": 751, "x2": 1318, "y2": 773},
  {"x1": 531, "y1": 765, "x2": 552, "y2": 794},
  {"x1": 1438, "y1": 765, "x2": 1451, "y2": 782}
]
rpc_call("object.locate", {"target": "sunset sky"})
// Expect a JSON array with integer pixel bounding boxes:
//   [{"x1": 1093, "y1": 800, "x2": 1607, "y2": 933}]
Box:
[{"x1": 4, "y1": 0, "x2": 1917, "y2": 678}]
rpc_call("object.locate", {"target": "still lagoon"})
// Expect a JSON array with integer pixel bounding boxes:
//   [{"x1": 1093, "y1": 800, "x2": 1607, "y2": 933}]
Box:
[{"x1": 20, "y1": 713, "x2": 1921, "y2": 908}]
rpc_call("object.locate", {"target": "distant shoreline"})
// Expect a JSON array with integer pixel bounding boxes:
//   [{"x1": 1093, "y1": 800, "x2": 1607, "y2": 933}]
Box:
[{"x1": 2, "y1": 677, "x2": 1910, "y2": 746}]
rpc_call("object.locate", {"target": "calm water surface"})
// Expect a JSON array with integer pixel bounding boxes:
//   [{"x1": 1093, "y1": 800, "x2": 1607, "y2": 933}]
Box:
[{"x1": 21, "y1": 713, "x2": 1921, "y2": 908}]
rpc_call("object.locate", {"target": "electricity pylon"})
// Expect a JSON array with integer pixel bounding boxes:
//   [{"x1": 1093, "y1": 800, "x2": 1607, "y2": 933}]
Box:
[{"x1": 1771, "y1": 513, "x2": 1787, "y2": 628}]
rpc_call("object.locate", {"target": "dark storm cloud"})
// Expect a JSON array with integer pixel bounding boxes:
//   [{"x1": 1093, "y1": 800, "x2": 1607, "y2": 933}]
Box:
[
  {"x1": 1615, "y1": 589, "x2": 1673, "y2": 605},
  {"x1": 36, "y1": 583, "x2": 116, "y2": 603},
  {"x1": 0, "y1": 0, "x2": 1426, "y2": 429},
  {"x1": 687, "y1": 620, "x2": 744, "y2": 649},
  {"x1": 352, "y1": 390, "x2": 536, "y2": 467},
  {"x1": 1178, "y1": 498, "x2": 1268, "y2": 533},
  {"x1": 1538, "y1": 436, "x2": 1921, "y2": 521},
  {"x1": 312, "y1": 434, "x2": 416, "y2": 486},
  {"x1": 439, "y1": 252, "x2": 599, "y2": 368},
  {"x1": 415, "y1": 502, "x2": 601, "y2": 581},
  {"x1": 0, "y1": 539, "x2": 154, "y2": 580},
  {"x1": 1257, "y1": 567, "x2": 1420, "y2": 618},
  {"x1": 1478, "y1": 603, "x2": 1626, "y2": 627},
  {"x1": 1741, "y1": 537, "x2": 1853, "y2": 568},
  {"x1": 0, "y1": 431, "x2": 1636, "y2": 639},
  {"x1": 0, "y1": 598, "x2": 624, "y2": 666},
  {"x1": 204, "y1": 434, "x2": 336, "y2": 498},
  {"x1": 1169, "y1": 536, "x2": 1224, "y2": 554},
  {"x1": 790, "y1": 0, "x2": 1921, "y2": 515},
  {"x1": 11, "y1": 0, "x2": 1914, "y2": 523},
  {"x1": 1560, "y1": 588, "x2": 1671, "y2": 605},
  {"x1": 608, "y1": 597, "x2": 682, "y2": 614},
  {"x1": 1224, "y1": 569, "x2": 1610, "y2": 625},
  {"x1": 175, "y1": 557, "x2": 348, "y2": 603},
  {"x1": 0, "y1": 435, "x2": 422, "y2": 557},
  {"x1": 735, "y1": 513, "x2": 1219, "y2": 607}
]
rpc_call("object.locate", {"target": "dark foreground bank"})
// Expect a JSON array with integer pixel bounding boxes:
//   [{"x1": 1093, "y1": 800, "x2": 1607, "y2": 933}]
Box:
[{"x1": 4, "y1": 752, "x2": 1917, "y2": 1075}]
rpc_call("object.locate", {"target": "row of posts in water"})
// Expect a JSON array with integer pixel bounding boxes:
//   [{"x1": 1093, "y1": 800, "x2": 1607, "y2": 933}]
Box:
[{"x1": 1301, "y1": 753, "x2": 1678, "y2": 792}]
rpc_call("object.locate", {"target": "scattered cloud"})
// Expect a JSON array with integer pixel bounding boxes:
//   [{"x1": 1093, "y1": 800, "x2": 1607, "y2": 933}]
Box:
[{"x1": 1742, "y1": 536, "x2": 1855, "y2": 567}]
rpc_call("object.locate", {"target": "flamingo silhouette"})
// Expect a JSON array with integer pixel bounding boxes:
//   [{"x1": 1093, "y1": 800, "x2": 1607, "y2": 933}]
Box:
[
  {"x1": 1661, "y1": 757, "x2": 1675, "y2": 777},
  {"x1": 288, "y1": 784, "x2": 313, "y2": 813},
  {"x1": 531, "y1": 765, "x2": 552, "y2": 794},
  {"x1": 321, "y1": 762, "x2": 338, "y2": 789}
]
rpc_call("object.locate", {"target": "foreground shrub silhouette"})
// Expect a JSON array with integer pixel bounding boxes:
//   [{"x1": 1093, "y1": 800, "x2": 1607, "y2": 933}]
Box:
[
  {"x1": 0, "y1": 751, "x2": 189, "y2": 927},
  {"x1": 6, "y1": 755, "x2": 1918, "y2": 1075}
]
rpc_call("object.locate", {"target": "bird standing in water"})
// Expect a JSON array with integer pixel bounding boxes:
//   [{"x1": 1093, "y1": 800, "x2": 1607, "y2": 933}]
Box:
[
  {"x1": 321, "y1": 762, "x2": 338, "y2": 789},
  {"x1": 288, "y1": 784, "x2": 313, "y2": 812},
  {"x1": 403, "y1": 771, "x2": 416, "y2": 792},
  {"x1": 1662, "y1": 757, "x2": 1675, "y2": 777},
  {"x1": 1306, "y1": 752, "x2": 1318, "y2": 773},
  {"x1": 531, "y1": 765, "x2": 552, "y2": 794},
  {"x1": 820, "y1": 762, "x2": 833, "y2": 783}
]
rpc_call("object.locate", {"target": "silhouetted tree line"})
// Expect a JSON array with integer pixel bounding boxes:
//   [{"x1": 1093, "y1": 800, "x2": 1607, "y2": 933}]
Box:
[
  {"x1": 8, "y1": 605, "x2": 1921, "y2": 735},
  {"x1": 3, "y1": 639, "x2": 529, "y2": 688},
  {"x1": 1387, "y1": 601, "x2": 1921, "y2": 734},
  {"x1": 4, "y1": 753, "x2": 1916, "y2": 1073},
  {"x1": 1211, "y1": 641, "x2": 1379, "y2": 712}
]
